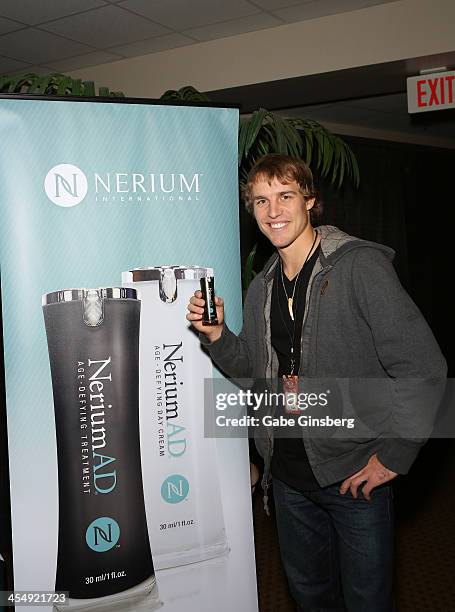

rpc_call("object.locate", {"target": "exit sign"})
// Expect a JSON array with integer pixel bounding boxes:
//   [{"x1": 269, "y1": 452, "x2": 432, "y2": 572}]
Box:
[{"x1": 407, "y1": 70, "x2": 455, "y2": 114}]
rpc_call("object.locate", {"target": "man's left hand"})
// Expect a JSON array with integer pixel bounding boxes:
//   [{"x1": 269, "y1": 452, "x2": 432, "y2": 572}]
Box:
[{"x1": 339, "y1": 453, "x2": 397, "y2": 500}]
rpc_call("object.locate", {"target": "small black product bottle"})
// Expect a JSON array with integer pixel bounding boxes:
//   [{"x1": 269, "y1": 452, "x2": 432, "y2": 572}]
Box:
[{"x1": 200, "y1": 276, "x2": 218, "y2": 325}]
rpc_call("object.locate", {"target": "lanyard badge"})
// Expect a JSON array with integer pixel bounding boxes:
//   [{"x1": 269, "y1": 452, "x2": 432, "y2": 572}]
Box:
[{"x1": 283, "y1": 374, "x2": 299, "y2": 414}]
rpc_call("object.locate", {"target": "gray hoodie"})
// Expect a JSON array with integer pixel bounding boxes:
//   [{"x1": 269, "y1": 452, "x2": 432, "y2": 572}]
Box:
[{"x1": 203, "y1": 226, "x2": 447, "y2": 492}]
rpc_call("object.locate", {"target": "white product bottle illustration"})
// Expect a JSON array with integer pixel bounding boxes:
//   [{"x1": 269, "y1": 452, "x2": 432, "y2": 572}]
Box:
[{"x1": 122, "y1": 266, "x2": 229, "y2": 570}]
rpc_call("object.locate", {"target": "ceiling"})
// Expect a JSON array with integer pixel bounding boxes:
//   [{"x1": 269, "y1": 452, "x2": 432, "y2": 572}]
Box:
[
  {"x1": 279, "y1": 93, "x2": 455, "y2": 148},
  {"x1": 0, "y1": 0, "x2": 398, "y2": 75},
  {"x1": 1, "y1": 0, "x2": 453, "y2": 149}
]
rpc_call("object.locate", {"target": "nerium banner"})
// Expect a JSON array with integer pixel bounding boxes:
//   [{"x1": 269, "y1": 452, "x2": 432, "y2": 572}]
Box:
[{"x1": 0, "y1": 97, "x2": 248, "y2": 612}]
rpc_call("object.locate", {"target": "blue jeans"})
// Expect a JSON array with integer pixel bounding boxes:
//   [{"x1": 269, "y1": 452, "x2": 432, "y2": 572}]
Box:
[{"x1": 272, "y1": 478, "x2": 394, "y2": 612}]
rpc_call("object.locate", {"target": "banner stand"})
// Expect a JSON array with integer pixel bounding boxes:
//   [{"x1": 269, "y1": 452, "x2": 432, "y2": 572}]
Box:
[{"x1": 0, "y1": 95, "x2": 258, "y2": 612}]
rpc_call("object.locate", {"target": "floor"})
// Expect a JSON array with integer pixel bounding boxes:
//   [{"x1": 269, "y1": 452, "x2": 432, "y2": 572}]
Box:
[{"x1": 252, "y1": 439, "x2": 455, "y2": 612}]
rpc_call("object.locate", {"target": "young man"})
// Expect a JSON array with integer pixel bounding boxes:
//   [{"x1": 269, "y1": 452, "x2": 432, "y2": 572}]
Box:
[{"x1": 187, "y1": 154, "x2": 446, "y2": 611}]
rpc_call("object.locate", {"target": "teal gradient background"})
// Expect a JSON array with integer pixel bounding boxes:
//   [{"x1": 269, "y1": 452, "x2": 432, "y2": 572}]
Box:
[{"x1": 0, "y1": 98, "x2": 241, "y2": 597}]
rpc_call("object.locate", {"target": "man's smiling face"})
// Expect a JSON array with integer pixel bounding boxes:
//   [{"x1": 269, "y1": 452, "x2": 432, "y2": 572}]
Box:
[{"x1": 252, "y1": 176, "x2": 315, "y2": 252}]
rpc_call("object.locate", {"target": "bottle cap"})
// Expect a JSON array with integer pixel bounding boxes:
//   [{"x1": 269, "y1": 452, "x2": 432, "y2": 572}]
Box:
[
  {"x1": 122, "y1": 266, "x2": 214, "y2": 303},
  {"x1": 42, "y1": 288, "x2": 139, "y2": 327}
]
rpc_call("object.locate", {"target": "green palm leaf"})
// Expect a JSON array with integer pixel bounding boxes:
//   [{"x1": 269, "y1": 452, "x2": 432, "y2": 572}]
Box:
[
  {"x1": 0, "y1": 72, "x2": 124, "y2": 96},
  {"x1": 244, "y1": 109, "x2": 270, "y2": 159},
  {"x1": 236, "y1": 105, "x2": 358, "y2": 191},
  {"x1": 243, "y1": 244, "x2": 258, "y2": 293},
  {"x1": 160, "y1": 86, "x2": 210, "y2": 102}
]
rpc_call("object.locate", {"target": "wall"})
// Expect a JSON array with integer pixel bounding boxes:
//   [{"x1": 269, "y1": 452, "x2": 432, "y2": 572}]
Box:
[{"x1": 71, "y1": 0, "x2": 455, "y2": 98}]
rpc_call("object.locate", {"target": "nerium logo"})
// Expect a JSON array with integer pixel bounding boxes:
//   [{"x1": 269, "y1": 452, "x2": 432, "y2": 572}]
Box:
[
  {"x1": 86, "y1": 516, "x2": 120, "y2": 552},
  {"x1": 44, "y1": 164, "x2": 88, "y2": 207},
  {"x1": 161, "y1": 474, "x2": 189, "y2": 504}
]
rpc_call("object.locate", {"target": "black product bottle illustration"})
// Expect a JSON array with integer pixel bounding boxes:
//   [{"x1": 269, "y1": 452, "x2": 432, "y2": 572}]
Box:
[{"x1": 42, "y1": 288, "x2": 156, "y2": 602}]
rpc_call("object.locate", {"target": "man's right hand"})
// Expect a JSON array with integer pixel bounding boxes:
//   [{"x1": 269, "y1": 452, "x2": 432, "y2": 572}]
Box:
[{"x1": 186, "y1": 290, "x2": 224, "y2": 343}]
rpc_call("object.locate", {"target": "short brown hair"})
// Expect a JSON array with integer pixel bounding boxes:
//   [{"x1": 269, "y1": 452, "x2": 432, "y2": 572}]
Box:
[{"x1": 243, "y1": 154, "x2": 322, "y2": 222}]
